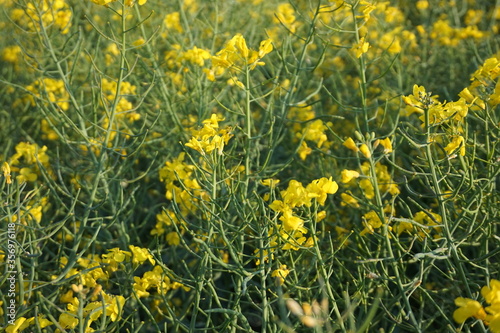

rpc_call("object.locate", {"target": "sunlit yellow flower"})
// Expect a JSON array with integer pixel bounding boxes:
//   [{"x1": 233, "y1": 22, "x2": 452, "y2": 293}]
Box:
[
  {"x1": 271, "y1": 265, "x2": 290, "y2": 285},
  {"x1": 166, "y1": 231, "x2": 181, "y2": 246},
  {"x1": 343, "y1": 137, "x2": 359, "y2": 152},
  {"x1": 5, "y1": 317, "x2": 27, "y2": 333},
  {"x1": 306, "y1": 177, "x2": 338, "y2": 206},
  {"x1": 1, "y1": 45, "x2": 22, "y2": 64},
  {"x1": 416, "y1": 0, "x2": 429, "y2": 10},
  {"x1": 481, "y1": 279, "x2": 500, "y2": 305},
  {"x1": 340, "y1": 192, "x2": 360, "y2": 208},
  {"x1": 353, "y1": 37, "x2": 370, "y2": 58},
  {"x1": 261, "y1": 178, "x2": 280, "y2": 187},
  {"x1": 340, "y1": 170, "x2": 360, "y2": 183},
  {"x1": 279, "y1": 206, "x2": 306, "y2": 232},
  {"x1": 129, "y1": 245, "x2": 155, "y2": 266},
  {"x1": 298, "y1": 141, "x2": 312, "y2": 160},
  {"x1": 2, "y1": 162, "x2": 12, "y2": 184},
  {"x1": 453, "y1": 297, "x2": 486, "y2": 323},
  {"x1": 444, "y1": 135, "x2": 465, "y2": 157},
  {"x1": 59, "y1": 312, "x2": 78, "y2": 329},
  {"x1": 359, "y1": 144, "x2": 371, "y2": 158},
  {"x1": 378, "y1": 137, "x2": 393, "y2": 153}
]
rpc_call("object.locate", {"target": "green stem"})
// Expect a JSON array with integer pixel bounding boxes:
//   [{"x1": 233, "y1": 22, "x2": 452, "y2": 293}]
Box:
[
  {"x1": 352, "y1": 6, "x2": 369, "y2": 134},
  {"x1": 244, "y1": 65, "x2": 252, "y2": 190},
  {"x1": 423, "y1": 107, "x2": 472, "y2": 298},
  {"x1": 51, "y1": 2, "x2": 130, "y2": 283}
]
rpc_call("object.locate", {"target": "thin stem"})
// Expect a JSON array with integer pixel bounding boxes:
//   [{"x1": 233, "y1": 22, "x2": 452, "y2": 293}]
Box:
[{"x1": 423, "y1": 107, "x2": 472, "y2": 298}]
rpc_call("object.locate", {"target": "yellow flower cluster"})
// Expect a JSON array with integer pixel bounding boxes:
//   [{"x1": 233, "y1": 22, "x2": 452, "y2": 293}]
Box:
[
  {"x1": 101, "y1": 78, "x2": 140, "y2": 122},
  {"x1": 5, "y1": 315, "x2": 52, "y2": 333},
  {"x1": 185, "y1": 114, "x2": 233, "y2": 156},
  {"x1": 10, "y1": 0, "x2": 72, "y2": 34},
  {"x1": 1, "y1": 45, "x2": 22, "y2": 65},
  {"x1": 158, "y1": 152, "x2": 205, "y2": 215},
  {"x1": 6, "y1": 245, "x2": 185, "y2": 332},
  {"x1": 133, "y1": 265, "x2": 189, "y2": 298},
  {"x1": 6, "y1": 142, "x2": 51, "y2": 183},
  {"x1": 212, "y1": 34, "x2": 273, "y2": 71},
  {"x1": 26, "y1": 78, "x2": 70, "y2": 112},
  {"x1": 403, "y1": 84, "x2": 469, "y2": 157},
  {"x1": 402, "y1": 85, "x2": 468, "y2": 125},
  {"x1": 394, "y1": 210, "x2": 442, "y2": 239},
  {"x1": 260, "y1": 177, "x2": 337, "y2": 258},
  {"x1": 271, "y1": 264, "x2": 290, "y2": 285},
  {"x1": 454, "y1": 279, "x2": 500, "y2": 333},
  {"x1": 429, "y1": 16, "x2": 487, "y2": 47},
  {"x1": 460, "y1": 56, "x2": 500, "y2": 109},
  {"x1": 90, "y1": 0, "x2": 147, "y2": 7},
  {"x1": 287, "y1": 104, "x2": 331, "y2": 160}
]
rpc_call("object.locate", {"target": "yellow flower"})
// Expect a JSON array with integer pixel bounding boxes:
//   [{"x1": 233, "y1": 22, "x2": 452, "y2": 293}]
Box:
[
  {"x1": 489, "y1": 311, "x2": 500, "y2": 333},
  {"x1": 343, "y1": 137, "x2": 359, "y2": 152},
  {"x1": 340, "y1": 192, "x2": 360, "y2": 208},
  {"x1": 261, "y1": 178, "x2": 280, "y2": 187},
  {"x1": 306, "y1": 177, "x2": 338, "y2": 206},
  {"x1": 258, "y1": 39, "x2": 273, "y2": 58},
  {"x1": 353, "y1": 37, "x2": 370, "y2": 58},
  {"x1": 301, "y1": 119, "x2": 328, "y2": 148},
  {"x1": 166, "y1": 231, "x2": 181, "y2": 246},
  {"x1": 1, "y1": 45, "x2": 22, "y2": 64},
  {"x1": 481, "y1": 279, "x2": 500, "y2": 305},
  {"x1": 279, "y1": 207, "x2": 306, "y2": 232},
  {"x1": 360, "y1": 211, "x2": 383, "y2": 235},
  {"x1": 185, "y1": 114, "x2": 232, "y2": 155},
  {"x1": 129, "y1": 245, "x2": 155, "y2": 266},
  {"x1": 90, "y1": 0, "x2": 115, "y2": 5},
  {"x1": 281, "y1": 180, "x2": 311, "y2": 208},
  {"x1": 453, "y1": 297, "x2": 486, "y2": 323},
  {"x1": 359, "y1": 144, "x2": 371, "y2": 158},
  {"x1": 273, "y1": 3, "x2": 297, "y2": 32},
  {"x1": 164, "y1": 12, "x2": 183, "y2": 33},
  {"x1": 378, "y1": 137, "x2": 393, "y2": 153},
  {"x1": 298, "y1": 141, "x2": 312, "y2": 160},
  {"x1": 92, "y1": 0, "x2": 146, "y2": 6},
  {"x1": 271, "y1": 265, "x2": 290, "y2": 285},
  {"x1": 416, "y1": 0, "x2": 429, "y2": 10},
  {"x1": 444, "y1": 135, "x2": 465, "y2": 156},
  {"x1": 58, "y1": 312, "x2": 79, "y2": 329},
  {"x1": 5, "y1": 317, "x2": 27, "y2": 333},
  {"x1": 2, "y1": 162, "x2": 12, "y2": 184},
  {"x1": 104, "y1": 294, "x2": 126, "y2": 322},
  {"x1": 340, "y1": 169, "x2": 360, "y2": 183}
]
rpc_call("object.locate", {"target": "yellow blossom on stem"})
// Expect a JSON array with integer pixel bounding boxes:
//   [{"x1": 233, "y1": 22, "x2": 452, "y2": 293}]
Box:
[
  {"x1": 343, "y1": 137, "x2": 359, "y2": 152},
  {"x1": 129, "y1": 245, "x2": 155, "y2": 266},
  {"x1": 481, "y1": 279, "x2": 500, "y2": 305},
  {"x1": 360, "y1": 211, "x2": 383, "y2": 235},
  {"x1": 378, "y1": 137, "x2": 393, "y2": 153},
  {"x1": 5, "y1": 317, "x2": 27, "y2": 333},
  {"x1": 444, "y1": 135, "x2": 465, "y2": 157},
  {"x1": 453, "y1": 297, "x2": 487, "y2": 323},
  {"x1": 298, "y1": 141, "x2": 312, "y2": 160},
  {"x1": 340, "y1": 169, "x2": 360, "y2": 183},
  {"x1": 279, "y1": 206, "x2": 306, "y2": 233},
  {"x1": 272, "y1": 265, "x2": 290, "y2": 285},
  {"x1": 341, "y1": 192, "x2": 360, "y2": 208},
  {"x1": 306, "y1": 177, "x2": 338, "y2": 206},
  {"x1": 2, "y1": 162, "x2": 12, "y2": 184},
  {"x1": 261, "y1": 178, "x2": 280, "y2": 187},
  {"x1": 353, "y1": 37, "x2": 370, "y2": 58},
  {"x1": 359, "y1": 144, "x2": 371, "y2": 158}
]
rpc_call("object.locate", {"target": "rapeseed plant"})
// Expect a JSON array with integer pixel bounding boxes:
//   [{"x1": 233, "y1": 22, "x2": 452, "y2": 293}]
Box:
[{"x1": 0, "y1": 0, "x2": 499, "y2": 332}]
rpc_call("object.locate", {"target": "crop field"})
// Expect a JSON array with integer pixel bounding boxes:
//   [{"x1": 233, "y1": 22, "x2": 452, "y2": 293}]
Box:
[{"x1": 0, "y1": 0, "x2": 499, "y2": 332}]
